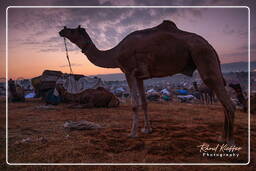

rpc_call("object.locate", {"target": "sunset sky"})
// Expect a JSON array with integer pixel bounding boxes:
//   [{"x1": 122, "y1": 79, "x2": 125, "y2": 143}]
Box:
[{"x1": 0, "y1": 0, "x2": 255, "y2": 79}]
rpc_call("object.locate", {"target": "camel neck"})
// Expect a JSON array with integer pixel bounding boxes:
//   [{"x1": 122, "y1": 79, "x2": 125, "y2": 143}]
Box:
[{"x1": 81, "y1": 41, "x2": 119, "y2": 68}]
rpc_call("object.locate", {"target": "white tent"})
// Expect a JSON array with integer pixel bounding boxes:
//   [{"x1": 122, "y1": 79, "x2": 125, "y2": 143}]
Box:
[
  {"x1": 146, "y1": 88, "x2": 157, "y2": 94},
  {"x1": 177, "y1": 95, "x2": 195, "y2": 101},
  {"x1": 160, "y1": 88, "x2": 170, "y2": 95},
  {"x1": 115, "y1": 87, "x2": 125, "y2": 92},
  {"x1": 56, "y1": 75, "x2": 105, "y2": 94}
]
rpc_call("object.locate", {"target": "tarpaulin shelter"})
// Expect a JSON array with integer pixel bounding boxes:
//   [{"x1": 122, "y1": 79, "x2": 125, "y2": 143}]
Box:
[
  {"x1": 175, "y1": 89, "x2": 188, "y2": 95},
  {"x1": 160, "y1": 88, "x2": 170, "y2": 95},
  {"x1": 56, "y1": 75, "x2": 105, "y2": 94}
]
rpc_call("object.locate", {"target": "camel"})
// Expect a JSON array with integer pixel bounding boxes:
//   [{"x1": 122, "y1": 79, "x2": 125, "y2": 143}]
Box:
[
  {"x1": 59, "y1": 20, "x2": 236, "y2": 144},
  {"x1": 8, "y1": 79, "x2": 25, "y2": 102},
  {"x1": 229, "y1": 83, "x2": 247, "y2": 112},
  {"x1": 55, "y1": 83, "x2": 120, "y2": 108},
  {"x1": 193, "y1": 81, "x2": 215, "y2": 104}
]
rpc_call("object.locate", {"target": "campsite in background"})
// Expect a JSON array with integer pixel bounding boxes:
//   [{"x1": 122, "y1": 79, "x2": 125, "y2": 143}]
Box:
[{"x1": 1, "y1": 6, "x2": 255, "y2": 165}]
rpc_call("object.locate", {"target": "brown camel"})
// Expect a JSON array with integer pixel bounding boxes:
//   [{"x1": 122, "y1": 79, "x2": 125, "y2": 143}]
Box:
[
  {"x1": 193, "y1": 81, "x2": 215, "y2": 104},
  {"x1": 229, "y1": 83, "x2": 247, "y2": 112},
  {"x1": 55, "y1": 84, "x2": 120, "y2": 108},
  {"x1": 8, "y1": 79, "x2": 25, "y2": 102},
  {"x1": 59, "y1": 20, "x2": 236, "y2": 144}
]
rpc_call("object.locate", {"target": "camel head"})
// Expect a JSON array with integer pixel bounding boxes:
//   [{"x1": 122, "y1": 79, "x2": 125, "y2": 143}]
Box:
[{"x1": 59, "y1": 25, "x2": 92, "y2": 49}]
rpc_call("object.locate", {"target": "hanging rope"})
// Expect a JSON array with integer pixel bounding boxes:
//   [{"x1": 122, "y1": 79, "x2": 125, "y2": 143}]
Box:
[
  {"x1": 63, "y1": 37, "x2": 73, "y2": 74},
  {"x1": 63, "y1": 37, "x2": 76, "y2": 106}
]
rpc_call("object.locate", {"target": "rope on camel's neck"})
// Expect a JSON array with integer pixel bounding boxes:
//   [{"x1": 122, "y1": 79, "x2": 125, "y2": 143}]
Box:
[{"x1": 63, "y1": 37, "x2": 73, "y2": 74}]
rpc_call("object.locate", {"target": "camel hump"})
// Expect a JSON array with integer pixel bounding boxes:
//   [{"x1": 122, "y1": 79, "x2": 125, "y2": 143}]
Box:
[{"x1": 156, "y1": 20, "x2": 178, "y2": 31}]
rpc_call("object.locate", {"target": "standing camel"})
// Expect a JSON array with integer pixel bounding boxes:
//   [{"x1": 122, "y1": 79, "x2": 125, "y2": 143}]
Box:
[
  {"x1": 229, "y1": 83, "x2": 247, "y2": 112},
  {"x1": 59, "y1": 20, "x2": 235, "y2": 144},
  {"x1": 193, "y1": 81, "x2": 215, "y2": 104}
]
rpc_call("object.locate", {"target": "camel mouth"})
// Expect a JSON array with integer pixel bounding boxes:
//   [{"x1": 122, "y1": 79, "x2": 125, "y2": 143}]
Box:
[{"x1": 59, "y1": 31, "x2": 65, "y2": 37}]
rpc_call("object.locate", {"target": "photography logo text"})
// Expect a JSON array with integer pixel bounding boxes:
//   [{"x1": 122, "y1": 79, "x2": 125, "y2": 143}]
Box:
[{"x1": 197, "y1": 143, "x2": 242, "y2": 158}]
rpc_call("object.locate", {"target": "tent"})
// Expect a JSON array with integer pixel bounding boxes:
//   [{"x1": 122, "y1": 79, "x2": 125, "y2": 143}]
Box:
[
  {"x1": 113, "y1": 87, "x2": 126, "y2": 96},
  {"x1": 160, "y1": 88, "x2": 170, "y2": 95},
  {"x1": 115, "y1": 87, "x2": 125, "y2": 92},
  {"x1": 177, "y1": 95, "x2": 195, "y2": 103},
  {"x1": 25, "y1": 92, "x2": 36, "y2": 98},
  {"x1": 56, "y1": 75, "x2": 105, "y2": 94},
  {"x1": 146, "y1": 88, "x2": 157, "y2": 94},
  {"x1": 16, "y1": 79, "x2": 33, "y2": 90},
  {"x1": 31, "y1": 70, "x2": 63, "y2": 97},
  {"x1": 0, "y1": 82, "x2": 6, "y2": 96},
  {"x1": 175, "y1": 89, "x2": 188, "y2": 95},
  {"x1": 31, "y1": 70, "x2": 86, "y2": 98}
]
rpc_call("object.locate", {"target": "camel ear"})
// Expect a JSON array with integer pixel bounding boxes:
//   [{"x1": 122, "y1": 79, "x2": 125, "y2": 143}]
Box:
[
  {"x1": 64, "y1": 26, "x2": 67, "y2": 29},
  {"x1": 78, "y1": 25, "x2": 81, "y2": 29}
]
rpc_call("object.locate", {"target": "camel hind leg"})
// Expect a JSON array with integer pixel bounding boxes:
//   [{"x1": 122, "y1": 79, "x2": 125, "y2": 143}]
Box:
[
  {"x1": 194, "y1": 55, "x2": 236, "y2": 144},
  {"x1": 137, "y1": 79, "x2": 152, "y2": 134},
  {"x1": 206, "y1": 81, "x2": 235, "y2": 144}
]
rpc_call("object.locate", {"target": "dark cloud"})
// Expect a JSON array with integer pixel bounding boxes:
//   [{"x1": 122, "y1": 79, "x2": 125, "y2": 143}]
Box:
[
  {"x1": 39, "y1": 48, "x2": 60, "y2": 52},
  {"x1": 0, "y1": 0, "x2": 255, "y2": 80},
  {"x1": 59, "y1": 63, "x2": 83, "y2": 68},
  {"x1": 4, "y1": 1, "x2": 255, "y2": 62},
  {"x1": 38, "y1": 40, "x2": 79, "y2": 53}
]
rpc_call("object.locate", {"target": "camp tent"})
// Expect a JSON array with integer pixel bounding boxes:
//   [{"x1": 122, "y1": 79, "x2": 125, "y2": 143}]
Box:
[
  {"x1": 146, "y1": 88, "x2": 157, "y2": 94},
  {"x1": 56, "y1": 75, "x2": 105, "y2": 94},
  {"x1": 175, "y1": 89, "x2": 188, "y2": 95},
  {"x1": 160, "y1": 88, "x2": 170, "y2": 95},
  {"x1": 114, "y1": 87, "x2": 125, "y2": 94},
  {"x1": 0, "y1": 82, "x2": 6, "y2": 96},
  {"x1": 16, "y1": 79, "x2": 33, "y2": 90},
  {"x1": 177, "y1": 95, "x2": 195, "y2": 103}
]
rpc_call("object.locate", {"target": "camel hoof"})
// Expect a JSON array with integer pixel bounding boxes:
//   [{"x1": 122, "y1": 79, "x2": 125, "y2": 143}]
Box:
[{"x1": 141, "y1": 127, "x2": 152, "y2": 134}]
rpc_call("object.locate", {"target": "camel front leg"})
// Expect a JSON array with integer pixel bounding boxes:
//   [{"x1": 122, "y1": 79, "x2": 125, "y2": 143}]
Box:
[
  {"x1": 126, "y1": 74, "x2": 140, "y2": 137},
  {"x1": 137, "y1": 79, "x2": 152, "y2": 134}
]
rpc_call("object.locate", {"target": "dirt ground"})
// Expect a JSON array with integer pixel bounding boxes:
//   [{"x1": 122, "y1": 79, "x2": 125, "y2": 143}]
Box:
[{"x1": 0, "y1": 97, "x2": 255, "y2": 170}]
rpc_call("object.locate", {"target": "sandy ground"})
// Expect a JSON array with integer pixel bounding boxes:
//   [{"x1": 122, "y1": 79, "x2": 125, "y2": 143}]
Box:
[{"x1": 0, "y1": 97, "x2": 255, "y2": 170}]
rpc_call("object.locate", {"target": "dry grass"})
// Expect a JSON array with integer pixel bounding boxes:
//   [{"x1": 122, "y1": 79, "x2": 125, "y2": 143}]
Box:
[{"x1": 0, "y1": 97, "x2": 255, "y2": 170}]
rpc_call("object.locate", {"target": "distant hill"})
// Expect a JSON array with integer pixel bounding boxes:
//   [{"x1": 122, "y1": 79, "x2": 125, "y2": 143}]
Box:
[
  {"x1": 94, "y1": 73, "x2": 125, "y2": 81},
  {"x1": 93, "y1": 61, "x2": 255, "y2": 81},
  {"x1": 221, "y1": 61, "x2": 256, "y2": 73}
]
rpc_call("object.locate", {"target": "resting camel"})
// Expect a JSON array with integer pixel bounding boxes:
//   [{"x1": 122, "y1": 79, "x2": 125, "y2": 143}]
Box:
[
  {"x1": 55, "y1": 83, "x2": 119, "y2": 108},
  {"x1": 8, "y1": 79, "x2": 25, "y2": 102},
  {"x1": 59, "y1": 20, "x2": 236, "y2": 144}
]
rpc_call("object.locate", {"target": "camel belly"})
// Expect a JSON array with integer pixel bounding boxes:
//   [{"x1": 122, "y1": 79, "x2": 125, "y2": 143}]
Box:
[{"x1": 134, "y1": 44, "x2": 192, "y2": 79}]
